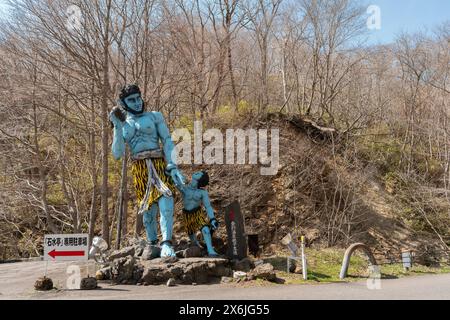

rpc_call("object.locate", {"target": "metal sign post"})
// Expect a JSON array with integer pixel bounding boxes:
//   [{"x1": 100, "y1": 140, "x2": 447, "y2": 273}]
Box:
[{"x1": 301, "y1": 236, "x2": 307, "y2": 280}]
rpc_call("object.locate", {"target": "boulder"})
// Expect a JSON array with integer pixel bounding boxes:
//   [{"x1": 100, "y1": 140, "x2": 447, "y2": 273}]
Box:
[
  {"x1": 294, "y1": 265, "x2": 303, "y2": 274},
  {"x1": 289, "y1": 261, "x2": 296, "y2": 273},
  {"x1": 96, "y1": 266, "x2": 112, "y2": 280},
  {"x1": 142, "y1": 245, "x2": 161, "y2": 260},
  {"x1": 233, "y1": 271, "x2": 247, "y2": 279},
  {"x1": 232, "y1": 258, "x2": 254, "y2": 272},
  {"x1": 111, "y1": 256, "x2": 136, "y2": 283},
  {"x1": 174, "y1": 239, "x2": 191, "y2": 252},
  {"x1": 34, "y1": 277, "x2": 53, "y2": 291},
  {"x1": 109, "y1": 247, "x2": 135, "y2": 261},
  {"x1": 127, "y1": 237, "x2": 147, "y2": 247},
  {"x1": 134, "y1": 246, "x2": 144, "y2": 257},
  {"x1": 132, "y1": 239, "x2": 148, "y2": 257},
  {"x1": 248, "y1": 263, "x2": 276, "y2": 282},
  {"x1": 254, "y1": 259, "x2": 264, "y2": 267},
  {"x1": 221, "y1": 276, "x2": 233, "y2": 284},
  {"x1": 80, "y1": 277, "x2": 98, "y2": 290},
  {"x1": 182, "y1": 246, "x2": 204, "y2": 258}
]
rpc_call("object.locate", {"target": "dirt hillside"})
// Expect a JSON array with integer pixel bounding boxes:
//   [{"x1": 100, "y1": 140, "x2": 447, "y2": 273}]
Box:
[{"x1": 167, "y1": 113, "x2": 445, "y2": 263}]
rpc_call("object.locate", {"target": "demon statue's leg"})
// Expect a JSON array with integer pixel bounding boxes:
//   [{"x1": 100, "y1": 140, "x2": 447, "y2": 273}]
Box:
[
  {"x1": 201, "y1": 226, "x2": 219, "y2": 257},
  {"x1": 143, "y1": 204, "x2": 158, "y2": 245},
  {"x1": 159, "y1": 195, "x2": 176, "y2": 257}
]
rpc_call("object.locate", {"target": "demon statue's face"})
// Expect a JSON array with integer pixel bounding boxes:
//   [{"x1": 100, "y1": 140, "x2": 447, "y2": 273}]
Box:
[
  {"x1": 123, "y1": 93, "x2": 144, "y2": 114},
  {"x1": 119, "y1": 84, "x2": 145, "y2": 115},
  {"x1": 192, "y1": 171, "x2": 209, "y2": 189}
]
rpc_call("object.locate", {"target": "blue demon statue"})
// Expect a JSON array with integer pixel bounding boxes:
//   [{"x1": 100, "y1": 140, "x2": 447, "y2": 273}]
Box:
[
  {"x1": 174, "y1": 171, "x2": 219, "y2": 257},
  {"x1": 110, "y1": 84, "x2": 185, "y2": 258}
]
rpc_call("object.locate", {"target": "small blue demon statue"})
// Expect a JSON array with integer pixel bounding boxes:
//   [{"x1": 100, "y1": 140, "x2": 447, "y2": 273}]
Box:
[
  {"x1": 174, "y1": 171, "x2": 219, "y2": 257},
  {"x1": 110, "y1": 84, "x2": 185, "y2": 258}
]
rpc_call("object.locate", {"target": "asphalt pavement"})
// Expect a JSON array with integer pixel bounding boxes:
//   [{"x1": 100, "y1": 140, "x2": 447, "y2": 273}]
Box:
[{"x1": 1, "y1": 260, "x2": 449, "y2": 300}]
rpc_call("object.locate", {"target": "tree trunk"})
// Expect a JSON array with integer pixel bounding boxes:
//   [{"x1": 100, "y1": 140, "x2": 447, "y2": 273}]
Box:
[
  {"x1": 88, "y1": 80, "x2": 99, "y2": 246},
  {"x1": 115, "y1": 149, "x2": 128, "y2": 249},
  {"x1": 101, "y1": 0, "x2": 112, "y2": 246},
  {"x1": 227, "y1": 29, "x2": 238, "y2": 111},
  {"x1": 31, "y1": 64, "x2": 58, "y2": 234}
]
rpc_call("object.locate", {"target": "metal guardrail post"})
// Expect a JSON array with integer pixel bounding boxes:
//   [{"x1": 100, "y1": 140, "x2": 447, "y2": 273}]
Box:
[{"x1": 339, "y1": 243, "x2": 377, "y2": 280}]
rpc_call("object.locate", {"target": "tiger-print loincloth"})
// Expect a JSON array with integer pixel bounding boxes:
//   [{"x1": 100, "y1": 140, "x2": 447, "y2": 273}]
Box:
[
  {"x1": 182, "y1": 206, "x2": 209, "y2": 235},
  {"x1": 131, "y1": 157, "x2": 175, "y2": 210}
]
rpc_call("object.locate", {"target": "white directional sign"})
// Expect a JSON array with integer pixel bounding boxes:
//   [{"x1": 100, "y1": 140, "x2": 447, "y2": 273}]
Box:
[{"x1": 44, "y1": 234, "x2": 89, "y2": 261}]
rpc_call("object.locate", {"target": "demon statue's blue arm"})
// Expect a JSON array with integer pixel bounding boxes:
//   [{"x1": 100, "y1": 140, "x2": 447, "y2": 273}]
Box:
[
  {"x1": 154, "y1": 113, "x2": 186, "y2": 187},
  {"x1": 175, "y1": 171, "x2": 219, "y2": 257},
  {"x1": 110, "y1": 84, "x2": 186, "y2": 258},
  {"x1": 111, "y1": 112, "x2": 125, "y2": 160}
]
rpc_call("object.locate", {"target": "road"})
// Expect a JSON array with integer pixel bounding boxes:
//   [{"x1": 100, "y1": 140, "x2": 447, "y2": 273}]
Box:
[{"x1": 0, "y1": 260, "x2": 449, "y2": 300}]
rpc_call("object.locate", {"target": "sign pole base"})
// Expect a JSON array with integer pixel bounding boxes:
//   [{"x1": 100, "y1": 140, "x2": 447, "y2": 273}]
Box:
[{"x1": 44, "y1": 260, "x2": 49, "y2": 278}]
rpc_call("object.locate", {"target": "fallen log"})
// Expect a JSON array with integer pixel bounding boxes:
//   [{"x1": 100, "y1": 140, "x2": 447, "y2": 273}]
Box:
[{"x1": 288, "y1": 115, "x2": 337, "y2": 142}]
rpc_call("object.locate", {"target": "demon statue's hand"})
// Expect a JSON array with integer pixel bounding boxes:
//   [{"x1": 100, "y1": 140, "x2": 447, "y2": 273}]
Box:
[
  {"x1": 171, "y1": 168, "x2": 186, "y2": 186},
  {"x1": 109, "y1": 107, "x2": 127, "y2": 128},
  {"x1": 166, "y1": 164, "x2": 186, "y2": 187},
  {"x1": 210, "y1": 218, "x2": 219, "y2": 232}
]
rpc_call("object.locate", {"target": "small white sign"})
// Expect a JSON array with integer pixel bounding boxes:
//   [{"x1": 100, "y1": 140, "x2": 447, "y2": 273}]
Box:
[{"x1": 44, "y1": 234, "x2": 89, "y2": 262}]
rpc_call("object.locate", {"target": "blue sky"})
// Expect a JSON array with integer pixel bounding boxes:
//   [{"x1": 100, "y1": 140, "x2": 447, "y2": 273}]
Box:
[
  {"x1": 0, "y1": 0, "x2": 449, "y2": 45},
  {"x1": 365, "y1": 0, "x2": 450, "y2": 44}
]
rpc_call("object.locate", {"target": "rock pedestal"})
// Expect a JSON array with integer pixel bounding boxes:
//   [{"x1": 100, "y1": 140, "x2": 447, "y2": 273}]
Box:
[
  {"x1": 140, "y1": 257, "x2": 231, "y2": 285},
  {"x1": 101, "y1": 240, "x2": 278, "y2": 286}
]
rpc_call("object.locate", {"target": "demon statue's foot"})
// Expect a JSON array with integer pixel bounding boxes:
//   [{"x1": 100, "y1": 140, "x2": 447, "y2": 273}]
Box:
[
  {"x1": 207, "y1": 249, "x2": 220, "y2": 258},
  {"x1": 161, "y1": 241, "x2": 176, "y2": 258}
]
